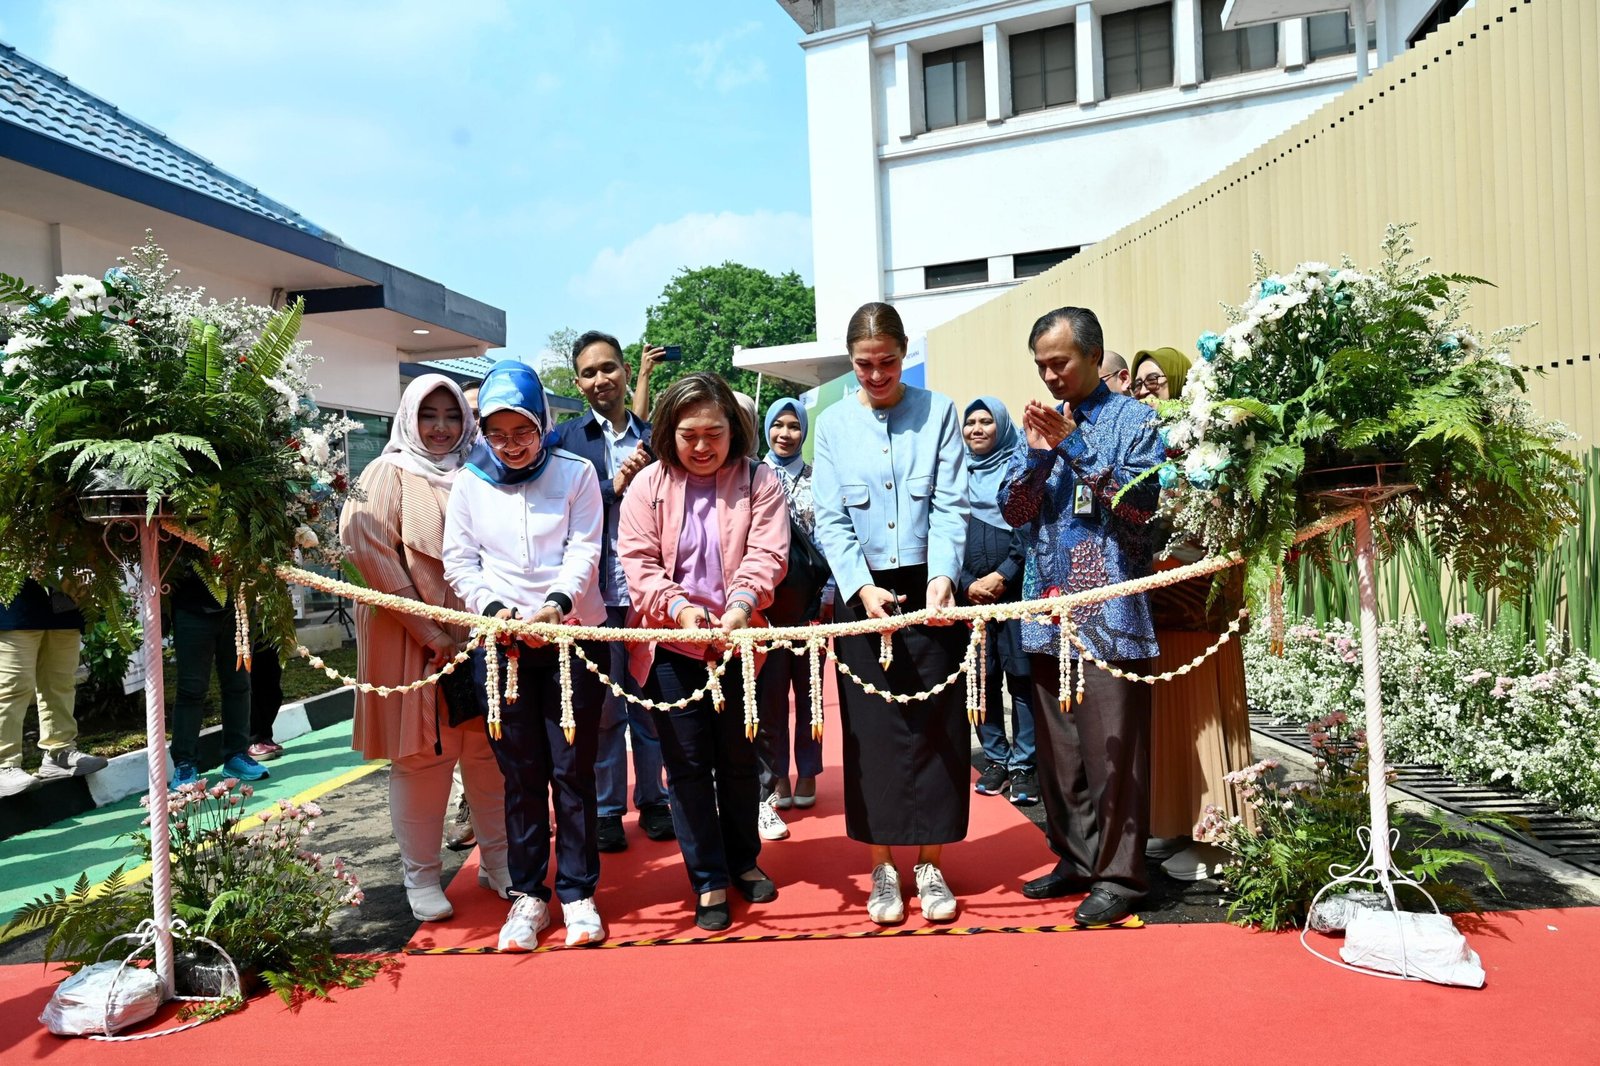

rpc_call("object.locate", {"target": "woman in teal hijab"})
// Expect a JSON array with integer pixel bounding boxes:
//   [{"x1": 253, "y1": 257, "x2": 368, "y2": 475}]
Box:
[{"x1": 957, "y1": 397, "x2": 1037, "y2": 805}]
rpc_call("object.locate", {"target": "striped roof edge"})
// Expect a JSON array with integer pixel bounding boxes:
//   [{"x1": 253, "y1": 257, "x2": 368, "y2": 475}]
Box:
[{"x1": 0, "y1": 40, "x2": 332, "y2": 240}]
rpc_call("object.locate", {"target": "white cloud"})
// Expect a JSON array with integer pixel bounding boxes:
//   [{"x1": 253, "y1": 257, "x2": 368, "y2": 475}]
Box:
[
  {"x1": 689, "y1": 22, "x2": 768, "y2": 93},
  {"x1": 567, "y1": 209, "x2": 813, "y2": 340}
]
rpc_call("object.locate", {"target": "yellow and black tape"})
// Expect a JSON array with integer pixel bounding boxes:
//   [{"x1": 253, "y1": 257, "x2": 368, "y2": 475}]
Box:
[{"x1": 404, "y1": 917, "x2": 1144, "y2": 955}]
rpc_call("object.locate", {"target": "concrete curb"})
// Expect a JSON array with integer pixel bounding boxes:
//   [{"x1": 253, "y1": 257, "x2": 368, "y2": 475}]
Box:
[{"x1": 0, "y1": 686, "x2": 355, "y2": 842}]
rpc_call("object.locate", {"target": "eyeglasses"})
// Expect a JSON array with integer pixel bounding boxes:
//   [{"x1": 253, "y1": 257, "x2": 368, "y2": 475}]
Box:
[
  {"x1": 1131, "y1": 373, "x2": 1167, "y2": 396},
  {"x1": 1099, "y1": 370, "x2": 1127, "y2": 384},
  {"x1": 483, "y1": 427, "x2": 540, "y2": 449}
]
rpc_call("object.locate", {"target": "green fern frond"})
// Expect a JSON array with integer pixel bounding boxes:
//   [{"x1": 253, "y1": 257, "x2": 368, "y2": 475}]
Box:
[{"x1": 1245, "y1": 443, "x2": 1305, "y2": 503}]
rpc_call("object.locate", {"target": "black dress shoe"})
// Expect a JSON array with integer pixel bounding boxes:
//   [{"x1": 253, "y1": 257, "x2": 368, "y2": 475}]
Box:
[
  {"x1": 695, "y1": 897, "x2": 731, "y2": 931},
  {"x1": 731, "y1": 867, "x2": 777, "y2": 904},
  {"x1": 1022, "y1": 871, "x2": 1092, "y2": 900},
  {"x1": 1073, "y1": 886, "x2": 1137, "y2": 927},
  {"x1": 596, "y1": 814, "x2": 627, "y2": 853},
  {"x1": 639, "y1": 802, "x2": 676, "y2": 842}
]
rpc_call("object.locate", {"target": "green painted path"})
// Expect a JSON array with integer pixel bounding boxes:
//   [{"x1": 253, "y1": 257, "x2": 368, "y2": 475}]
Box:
[{"x1": 0, "y1": 720, "x2": 379, "y2": 931}]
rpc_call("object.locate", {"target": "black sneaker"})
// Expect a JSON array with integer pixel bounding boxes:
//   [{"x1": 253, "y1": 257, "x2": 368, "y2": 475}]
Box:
[
  {"x1": 596, "y1": 814, "x2": 628, "y2": 853},
  {"x1": 639, "y1": 802, "x2": 676, "y2": 842},
  {"x1": 974, "y1": 762, "x2": 1009, "y2": 796},
  {"x1": 1008, "y1": 768, "x2": 1040, "y2": 807}
]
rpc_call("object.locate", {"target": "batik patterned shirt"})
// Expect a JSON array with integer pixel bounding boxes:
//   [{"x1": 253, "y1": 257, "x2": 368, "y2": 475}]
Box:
[{"x1": 998, "y1": 382, "x2": 1163, "y2": 661}]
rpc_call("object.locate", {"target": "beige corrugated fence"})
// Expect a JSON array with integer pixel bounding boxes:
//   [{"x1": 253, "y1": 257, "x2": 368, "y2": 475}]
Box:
[{"x1": 927, "y1": 0, "x2": 1597, "y2": 448}]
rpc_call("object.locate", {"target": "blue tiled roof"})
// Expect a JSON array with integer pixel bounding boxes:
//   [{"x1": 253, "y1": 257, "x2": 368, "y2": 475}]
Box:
[{"x1": 0, "y1": 41, "x2": 331, "y2": 239}]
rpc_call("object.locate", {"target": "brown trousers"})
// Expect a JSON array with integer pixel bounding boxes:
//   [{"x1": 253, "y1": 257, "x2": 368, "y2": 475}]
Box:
[{"x1": 1028, "y1": 655, "x2": 1154, "y2": 899}]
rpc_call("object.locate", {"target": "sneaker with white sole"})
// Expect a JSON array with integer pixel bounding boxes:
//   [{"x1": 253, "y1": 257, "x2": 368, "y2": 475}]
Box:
[
  {"x1": 914, "y1": 862, "x2": 958, "y2": 922},
  {"x1": 478, "y1": 867, "x2": 512, "y2": 899},
  {"x1": 35, "y1": 747, "x2": 108, "y2": 780},
  {"x1": 498, "y1": 895, "x2": 550, "y2": 951},
  {"x1": 405, "y1": 883, "x2": 454, "y2": 922},
  {"x1": 867, "y1": 863, "x2": 904, "y2": 925},
  {"x1": 562, "y1": 896, "x2": 606, "y2": 947},
  {"x1": 0, "y1": 766, "x2": 36, "y2": 798},
  {"x1": 758, "y1": 792, "x2": 790, "y2": 841}
]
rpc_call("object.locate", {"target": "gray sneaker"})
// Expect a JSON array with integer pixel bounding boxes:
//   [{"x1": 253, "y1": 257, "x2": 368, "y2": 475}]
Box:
[
  {"x1": 35, "y1": 747, "x2": 108, "y2": 780},
  {"x1": 914, "y1": 862, "x2": 958, "y2": 921},
  {"x1": 0, "y1": 765, "x2": 37, "y2": 798},
  {"x1": 867, "y1": 862, "x2": 904, "y2": 925}
]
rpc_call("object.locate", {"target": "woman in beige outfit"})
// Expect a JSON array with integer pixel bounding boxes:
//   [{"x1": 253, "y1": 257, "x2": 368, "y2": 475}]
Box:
[
  {"x1": 1132, "y1": 348, "x2": 1254, "y2": 881},
  {"x1": 340, "y1": 374, "x2": 508, "y2": 922}
]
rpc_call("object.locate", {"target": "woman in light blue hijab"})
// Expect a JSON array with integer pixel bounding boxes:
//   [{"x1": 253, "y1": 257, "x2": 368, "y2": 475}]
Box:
[
  {"x1": 957, "y1": 397, "x2": 1037, "y2": 806},
  {"x1": 442, "y1": 359, "x2": 611, "y2": 952},
  {"x1": 753, "y1": 396, "x2": 828, "y2": 832}
]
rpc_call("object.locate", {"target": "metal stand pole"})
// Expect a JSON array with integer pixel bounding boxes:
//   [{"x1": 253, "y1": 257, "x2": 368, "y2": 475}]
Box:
[
  {"x1": 138, "y1": 518, "x2": 175, "y2": 999},
  {"x1": 1353, "y1": 504, "x2": 1393, "y2": 883}
]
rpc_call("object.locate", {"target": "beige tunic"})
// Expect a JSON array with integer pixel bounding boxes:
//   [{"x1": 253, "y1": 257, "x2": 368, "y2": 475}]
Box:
[{"x1": 339, "y1": 461, "x2": 471, "y2": 762}]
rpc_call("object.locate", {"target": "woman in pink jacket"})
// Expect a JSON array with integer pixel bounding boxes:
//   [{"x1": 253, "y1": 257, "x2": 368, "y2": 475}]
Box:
[{"x1": 618, "y1": 372, "x2": 791, "y2": 931}]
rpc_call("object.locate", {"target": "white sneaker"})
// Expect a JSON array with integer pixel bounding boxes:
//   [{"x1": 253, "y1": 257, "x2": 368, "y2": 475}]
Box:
[
  {"x1": 35, "y1": 746, "x2": 108, "y2": 780},
  {"x1": 867, "y1": 863, "x2": 904, "y2": 925},
  {"x1": 758, "y1": 792, "x2": 790, "y2": 841},
  {"x1": 405, "y1": 883, "x2": 454, "y2": 922},
  {"x1": 478, "y1": 867, "x2": 512, "y2": 899},
  {"x1": 562, "y1": 896, "x2": 606, "y2": 947},
  {"x1": 0, "y1": 766, "x2": 36, "y2": 798},
  {"x1": 914, "y1": 862, "x2": 958, "y2": 922},
  {"x1": 498, "y1": 894, "x2": 550, "y2": 951}
]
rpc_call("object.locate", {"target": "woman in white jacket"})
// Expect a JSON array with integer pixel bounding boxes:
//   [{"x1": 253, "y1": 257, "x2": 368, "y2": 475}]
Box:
[{"x1": 443, "y1": 360, "x2": 608, "y2": 952}]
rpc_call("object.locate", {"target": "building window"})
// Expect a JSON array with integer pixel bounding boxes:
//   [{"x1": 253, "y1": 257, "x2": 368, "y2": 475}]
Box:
[
  {"x1": 1307, "y1": 11, "x2": 1376, "y2": 60},
  {"x1": 1103, "y1": 3, "x2": 1174, "y2": 98},
  {"x1": 1010, "y1": 24, "x2": 1076, "y2": 114},
  {"x1": 1200, "y1": 0, "x2": 1278, "y2": 80},
  {"x1": 923, "y1": 42, "x2": 985, "y2": 130},
  {"x1": 1014, "y1": 246, "x2": 1081, "y2": 278},
  {"x1": 925, "y1": 258, "x2": 989, "y2": 289}
]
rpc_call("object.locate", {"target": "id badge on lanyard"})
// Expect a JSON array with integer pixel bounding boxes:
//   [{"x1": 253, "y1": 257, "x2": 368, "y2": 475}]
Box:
[{"x1": 1072, "y1": 480, "x2": 1094, "y2": 516}]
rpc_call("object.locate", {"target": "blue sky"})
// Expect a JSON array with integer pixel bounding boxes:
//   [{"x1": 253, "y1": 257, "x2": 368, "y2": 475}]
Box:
[{"x1": 0, "y1": 1, "x2": 814, "y2": 357}]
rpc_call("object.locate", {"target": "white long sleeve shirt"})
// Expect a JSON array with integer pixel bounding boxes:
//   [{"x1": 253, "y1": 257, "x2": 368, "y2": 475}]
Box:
[{"x1": 442, "y1": 449, "x2": 608, "y2": 626}]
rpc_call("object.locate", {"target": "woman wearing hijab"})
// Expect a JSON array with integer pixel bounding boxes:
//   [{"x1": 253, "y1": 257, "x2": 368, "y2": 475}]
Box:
[
  {"x1": 957, "y1": 397, "x2": 1038, "y2": 807},
  {"x1": 340, "y1": 374, "x2": 508, "y2": 926},
  {"x1": 442, "y1": 360, "x2": 610, "y2": 951},
  {"x1": 752, "y1": 397, "x2": 831, "y2": 841},
  {"x1": 1131, "y1": 346, "x2": 1253, "y2": 882}
]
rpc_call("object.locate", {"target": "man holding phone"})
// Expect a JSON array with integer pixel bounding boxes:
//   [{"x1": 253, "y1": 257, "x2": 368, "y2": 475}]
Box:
[
  {"x1": 557, "y1": 331, "x2": 673, "y2": 851},
  {"x1": 630, "y1": 343, "x2": 680, "y2": 420}
]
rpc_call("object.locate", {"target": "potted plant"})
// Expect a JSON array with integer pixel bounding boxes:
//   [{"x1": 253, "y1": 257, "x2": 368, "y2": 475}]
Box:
[
  {"x1": 0, "y1": 234, "x2": 352, "y2": 651},
  {"x1": 1148, "y1": 224, "x2": 1581, "y2": 610},
  {"x1": 8, "y1": 777, "x2": 379, "y2": 1014}
]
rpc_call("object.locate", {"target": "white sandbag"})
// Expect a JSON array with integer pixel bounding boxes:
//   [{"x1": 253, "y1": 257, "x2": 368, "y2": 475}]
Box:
[
  {"x1": 1339, "y1": 909, "x2": 1486, "y2": 988},
  {"x1": 40, "y1": 961, "x2": 163, "y2": 1037}
]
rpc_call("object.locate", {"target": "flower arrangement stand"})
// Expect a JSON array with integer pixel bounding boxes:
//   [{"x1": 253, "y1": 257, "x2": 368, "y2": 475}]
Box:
[
  {"x1": 83, "y1": 494, "x2": 176, "y2": 1002},
  {"x1": 1299, "y1": 481, "x2": 1447, "y2": 980}
]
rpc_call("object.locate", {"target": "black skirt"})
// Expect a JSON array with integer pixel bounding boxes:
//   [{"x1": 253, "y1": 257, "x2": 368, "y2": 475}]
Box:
[{"x1": 834, "y1": 565, "x2": 972, "y2": 845}]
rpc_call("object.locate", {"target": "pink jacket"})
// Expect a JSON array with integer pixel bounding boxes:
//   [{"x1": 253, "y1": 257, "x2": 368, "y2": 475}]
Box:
[{"x1": 617, "y1": 459, "x2": 791, "y2": 685}]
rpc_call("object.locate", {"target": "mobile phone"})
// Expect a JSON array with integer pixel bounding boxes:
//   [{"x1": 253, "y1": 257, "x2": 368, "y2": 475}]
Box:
[{"x1": 660, "y1": 345, "x2": 683, "y2": 362}]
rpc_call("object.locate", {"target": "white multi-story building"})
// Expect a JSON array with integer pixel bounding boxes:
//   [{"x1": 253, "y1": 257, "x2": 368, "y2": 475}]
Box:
[{"x1": 740, "y1": 0, "x2": 1468, "y2": 385}]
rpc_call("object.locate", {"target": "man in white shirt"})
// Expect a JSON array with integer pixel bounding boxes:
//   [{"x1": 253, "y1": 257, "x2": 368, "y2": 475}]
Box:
[{"x1": 555, "y1": 331, "x2": 674, "y2": 851}]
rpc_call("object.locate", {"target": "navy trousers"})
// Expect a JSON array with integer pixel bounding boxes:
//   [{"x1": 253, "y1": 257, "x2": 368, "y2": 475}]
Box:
[
  {"x1": 474, "y1": 642, "x2": 603, "y2": 904},
  {"x1": 647, "y1": 648, "x2": 761, "y2": 896}
]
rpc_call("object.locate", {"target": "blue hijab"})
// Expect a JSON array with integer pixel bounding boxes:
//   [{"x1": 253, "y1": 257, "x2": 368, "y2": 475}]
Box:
[
  {"x1": 465, "y1": 360, "x2": 561, "y2": 485},
  {"x1": 964, "y1": 396, "x2": 1018, "y2": 530},
  {"x1": 762, "y1": 397, "x2": 809, "y2": 478}
]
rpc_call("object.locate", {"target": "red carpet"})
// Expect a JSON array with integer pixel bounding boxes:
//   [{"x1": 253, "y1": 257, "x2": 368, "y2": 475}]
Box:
[
  {"x1": 407, "y1": 672, "x2": 1072, "y2": 952},
  {"x1": 4, "y1": 909, "x2": 1598, "y2": 1064}
]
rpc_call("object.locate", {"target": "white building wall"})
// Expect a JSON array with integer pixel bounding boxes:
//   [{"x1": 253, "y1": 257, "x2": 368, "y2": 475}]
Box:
[{"x1": 797, "y1": 0, "x2": 1405, "y2": 349}]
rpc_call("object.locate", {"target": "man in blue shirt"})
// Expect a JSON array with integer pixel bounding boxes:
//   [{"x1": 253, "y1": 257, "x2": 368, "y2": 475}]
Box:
[
  {"x1": 999, "y1": 306, "x2": 1163, "y2": 928},
  {"x1": 555, "y1": 331, "x2": 673, "y2": 851}
]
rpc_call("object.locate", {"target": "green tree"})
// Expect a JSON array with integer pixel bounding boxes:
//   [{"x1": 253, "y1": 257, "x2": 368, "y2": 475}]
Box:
[
  {"x1": 540, "y1": 326, "x2": 582, "y2": 401},
  {"x1": 635, "y1": 262, "x2": 816, "y2": 411}
]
